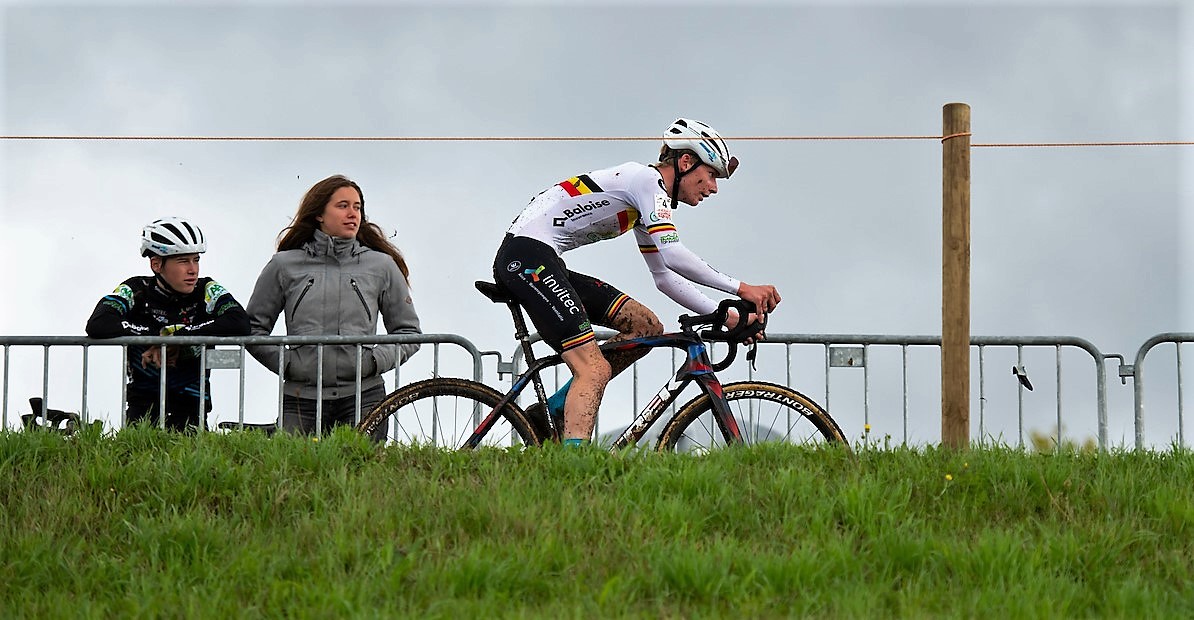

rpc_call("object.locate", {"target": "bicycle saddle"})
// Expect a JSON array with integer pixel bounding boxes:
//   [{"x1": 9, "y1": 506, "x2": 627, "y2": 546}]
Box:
[
  {"x1": 22, "y1": 397, "x2": 84, "y2": 434},
  {"x1": 475, "y1": 281, "x2": 517, "y2": 304}
]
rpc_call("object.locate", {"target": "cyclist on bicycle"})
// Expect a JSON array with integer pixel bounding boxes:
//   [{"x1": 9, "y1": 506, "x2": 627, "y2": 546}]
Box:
[{"x1": 493, "y1": 118, "x2": 781, "y2": 446}]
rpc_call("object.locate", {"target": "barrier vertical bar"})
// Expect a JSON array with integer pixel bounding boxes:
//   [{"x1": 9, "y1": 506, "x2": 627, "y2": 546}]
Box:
[
  {"x1": 1177, "y1": 344, "x2": 1185, "y2": 447},
  {"x1": 158, "y1": 343, "x2": 167, "y2": 429},
  {"x1": 786, "y1": 344, "x2": 794, "y2": 439},
  {"x1": 902, "y1": 344, "x2": 909, "y2": 445},
  {"x1": 978, "y1": 344, "x2": 986, "y2": 439},
  {"x1": 238, "y1": 346, "x2": 247, "y2": 428},
  {"x1": 315, "y1": 345, "x2": 324, "y2": 438},
  {"x1": 432, "y1": 343, "x2": 441, "y2": 446},
  {"x1": 392, "y1": 359, "x2": 402, "y2": 443},
  {"x1": 1055, "y1": 345, "x2": 1063, "y2": 446},
  {"x1": 354, "y1": 344, "x2": 363, "y2": 425},
  {"x1": 823, "y1": 344, "x2": 830, "y2": 413},
  {"x1": 81, "y1": 345, "x2": 90, "y2": 424},
  {"x1": 41, "y1": 345, "x2": 50, "y2": 419},
  {"x1": 1016, "y1": 345, "x2": 1025, "y2": 449},
  {"x1": 276, "y1": 347, "x2": 285, "y2": 430},
  {"x1": 2, "y1": 345, "x2": 9, "y2": 428},
  {"x1": 198, "y1": 348, "x2": 207, "y2": 433},
  {"x1": 942, "y1": 102, "x2": 971, "y2": 448},
  {"x1": 863, "y1": 344, "x2": 870, "y2": 428}
]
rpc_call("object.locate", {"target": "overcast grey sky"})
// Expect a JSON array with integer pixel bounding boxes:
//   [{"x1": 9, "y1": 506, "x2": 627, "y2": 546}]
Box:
[{"x1": 0, "y1": 0, "x2": 1189, "y2": 446}]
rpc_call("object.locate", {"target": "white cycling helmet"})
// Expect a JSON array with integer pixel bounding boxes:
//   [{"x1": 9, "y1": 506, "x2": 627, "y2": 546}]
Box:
[
  {"x1": 663, "y1": 118, "x2": 738, "y2": 179},
  {"x1": 140, "y1": 217, "x2": 207, "y2": 257}
]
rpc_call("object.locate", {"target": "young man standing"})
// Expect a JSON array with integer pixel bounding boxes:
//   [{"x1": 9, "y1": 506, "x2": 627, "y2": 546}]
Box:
[
  {"x1": 493, "y1": 118, "x2": 781, "y2": 445},
  {"x1": 86, "y1": 217, "x2": 250, "y2": 431}
]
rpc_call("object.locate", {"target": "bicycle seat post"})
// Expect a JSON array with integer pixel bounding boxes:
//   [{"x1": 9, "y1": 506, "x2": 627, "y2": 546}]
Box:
[
  {"x1": 474, "y1": 280, "x2": 553, "y2": 412},
  {"x1": 507, "y1": 302, "x2": 551, "y2": 410}
]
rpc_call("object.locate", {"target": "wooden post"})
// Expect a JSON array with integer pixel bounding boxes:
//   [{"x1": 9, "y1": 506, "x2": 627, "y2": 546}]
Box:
[{"x1": 942, "y1": 103, "x2": 971, "y2": 449}]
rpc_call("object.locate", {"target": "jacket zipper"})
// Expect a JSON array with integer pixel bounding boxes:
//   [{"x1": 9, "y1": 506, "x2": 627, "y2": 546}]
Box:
[
  {"x1": 292, "y1": 278, "x2": 315, "y2": 314},
  {"x1": 351, "y1": 279, "x2": 370, "y2": 316}
]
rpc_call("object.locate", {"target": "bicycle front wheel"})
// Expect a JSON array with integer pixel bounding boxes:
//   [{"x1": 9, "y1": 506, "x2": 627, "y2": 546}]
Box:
[
  {"x1": 655, "y1": 381, "x2": 848, "y2": 453},
  {"x1": 357, "y1": 378, "x2": 541, "y2": 449}
]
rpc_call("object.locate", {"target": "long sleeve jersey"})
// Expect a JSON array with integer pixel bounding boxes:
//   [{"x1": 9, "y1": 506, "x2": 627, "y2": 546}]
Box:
[{"x1": 506, "y1": 161, "x2": 740, "y2": 314}]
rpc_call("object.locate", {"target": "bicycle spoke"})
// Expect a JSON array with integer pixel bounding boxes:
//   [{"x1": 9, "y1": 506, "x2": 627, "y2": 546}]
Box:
[
  {"x1": 658, "y1": 381, "x2": 847, "y2": 453},
  {"x1": 360, "y1": 378, "x2": 539, "y2": 449}
]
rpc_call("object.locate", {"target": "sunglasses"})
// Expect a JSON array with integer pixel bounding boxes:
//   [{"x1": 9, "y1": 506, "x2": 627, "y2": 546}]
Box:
[{"x1": 725, "y1": 156, "x2": 740, "y2": 178}]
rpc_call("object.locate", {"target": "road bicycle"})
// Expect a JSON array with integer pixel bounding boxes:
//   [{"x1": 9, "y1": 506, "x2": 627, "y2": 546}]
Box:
[{"x1": 356, "y1": 281, "x2": 848, "y2": 452}]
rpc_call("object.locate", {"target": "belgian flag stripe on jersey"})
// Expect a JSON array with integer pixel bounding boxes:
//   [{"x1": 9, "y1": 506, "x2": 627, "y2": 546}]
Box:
[
  {"x1": 646, "y1": 223, "x2": 676, "y2": 234},
  {"x1": 559, "y1": 180, "x2": 581, "y2": 197},
  {"x1": 617, "y1": 210, "x2": 639, "y2": 233},
  {"x1": 576, "y1": 174, "x2": 603, "y2": 193},
  {"x1": 638, "y1": 243, "x2": 659, "y2": 254},
  {"x1": 561, "y1": 331, "x2": 596, "y2": 350},
  {"x1": 605, "y1": 294, "x2": 630, "y2": 321},
  {"x1": 559, "y1": 174, "x2": 603, "y2": 197}
]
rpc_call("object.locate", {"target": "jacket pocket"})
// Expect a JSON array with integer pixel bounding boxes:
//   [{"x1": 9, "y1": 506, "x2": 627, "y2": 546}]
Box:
[
  {"x1": 291, "y1": 277, "x2": 316, "y2": 316},
  {"x1": 284, "y1": 346, "x2": 315, "y2": 383},
  {"x1": 350, "y1": 278, "x2": 371, "y2": 317}
]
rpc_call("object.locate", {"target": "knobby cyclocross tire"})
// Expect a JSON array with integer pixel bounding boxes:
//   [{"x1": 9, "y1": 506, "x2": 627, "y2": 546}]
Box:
[
  {"x1": 655, "y1": 381, "x2": 848, "y2": 453},
  {"x1": 356, "y1": 377, "x2": 541, "y2": 448}
]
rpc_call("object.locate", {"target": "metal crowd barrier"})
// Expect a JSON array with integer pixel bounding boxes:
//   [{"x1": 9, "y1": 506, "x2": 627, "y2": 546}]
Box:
[
  {"x1": 1129, "y1": 332, "x2": 1194, "y2": 450},
  {"x1": 19, "y1": 330, "x2": 1194, "y2": 452},
  {"x1": 1, "y1": 334, "x2": 485, "y2": 437},
  {"x1": 762, "y1": 334, "x2": 1112, "y2": 450},
  {"x1": 508, "y1": 332, "x2": 1115, "y2": 451}
]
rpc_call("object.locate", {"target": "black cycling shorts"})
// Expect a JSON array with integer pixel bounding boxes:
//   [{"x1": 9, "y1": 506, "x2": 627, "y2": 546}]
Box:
[{"x1": 493, "y1": 234, "x2": 632, "y2": 353}]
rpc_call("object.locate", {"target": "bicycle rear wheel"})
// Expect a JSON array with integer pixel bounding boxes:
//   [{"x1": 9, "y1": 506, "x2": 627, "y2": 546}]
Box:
[
  {"x1": 655, "y1": 381, "x2": 848, "y2": 453},
  {"x1": 357, "y1": 377, "x2": 541, "y2": 449}
]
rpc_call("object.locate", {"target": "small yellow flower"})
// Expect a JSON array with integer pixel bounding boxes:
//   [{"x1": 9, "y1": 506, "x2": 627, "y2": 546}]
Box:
[
  {"x1": 945, "y1": 474, "x2": 953, "y2": 481},
  {"x1": 963, "y1": 462, "x2": 969, "y2": 469},
  {"x1": 864, "y1": 424, "x2": 871, "y2": 433}
]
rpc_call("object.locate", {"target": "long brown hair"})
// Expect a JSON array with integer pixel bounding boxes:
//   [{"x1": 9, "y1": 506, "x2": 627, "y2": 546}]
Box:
[{"x1": 277, "y1": 174, "x2": 410, "y2": 279}]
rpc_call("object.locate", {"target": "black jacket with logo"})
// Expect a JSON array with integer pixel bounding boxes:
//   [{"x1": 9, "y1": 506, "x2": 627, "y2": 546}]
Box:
[{"x1": 85, "y1": 276, "x2": 250, "y2": 399}]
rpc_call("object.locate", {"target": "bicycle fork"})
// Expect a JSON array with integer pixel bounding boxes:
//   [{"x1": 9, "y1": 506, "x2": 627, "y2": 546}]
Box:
[{"x1": 677, "y1": 341, "x2": 744, "y2": 444}]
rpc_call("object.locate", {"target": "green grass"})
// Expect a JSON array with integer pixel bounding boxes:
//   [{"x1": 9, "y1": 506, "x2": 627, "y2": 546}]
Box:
[{"x1": 3, "y1": 426, "x2": 1194, "y2": 618}]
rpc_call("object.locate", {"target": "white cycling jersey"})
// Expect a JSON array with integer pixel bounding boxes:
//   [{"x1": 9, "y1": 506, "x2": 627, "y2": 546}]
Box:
[{"x1": 506, "y1": 161, "x2": 740, "y2": 314}]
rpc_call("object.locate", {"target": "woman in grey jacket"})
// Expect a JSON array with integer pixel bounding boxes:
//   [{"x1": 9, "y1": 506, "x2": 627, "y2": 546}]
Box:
[{"x1": 246, "y1": 174, "x2": 421, "y2": 441}]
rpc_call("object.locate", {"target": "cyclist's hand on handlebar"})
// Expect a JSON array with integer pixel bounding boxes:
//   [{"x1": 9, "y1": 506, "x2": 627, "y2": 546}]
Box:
[
  {"x1": 748, "y1": 313, "x2": 767, "y2": 344},
  {"x1": 724, "y1": 307, "x2": 740, "y2": 330},
  {"x1": 723, "y1": 308, "x2": 767, "y2": 344},
  {"x1": 737, "y1": 283, "x2": 782, "y2": 315}
]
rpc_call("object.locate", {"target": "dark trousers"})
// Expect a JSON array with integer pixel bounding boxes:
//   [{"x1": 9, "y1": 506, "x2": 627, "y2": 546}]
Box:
[
  {"x1": 126, "y1": 390, "x2": 210, "y2": 433},
  {"x1": 281, "y1": 385, "x2": 386, "y2": 442}
]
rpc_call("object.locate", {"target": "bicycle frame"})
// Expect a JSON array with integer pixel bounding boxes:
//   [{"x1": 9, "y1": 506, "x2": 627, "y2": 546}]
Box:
[{"x1": 462, "y1": 330, "x2": 743, "y2": 449}]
